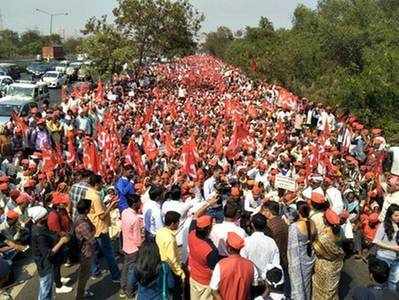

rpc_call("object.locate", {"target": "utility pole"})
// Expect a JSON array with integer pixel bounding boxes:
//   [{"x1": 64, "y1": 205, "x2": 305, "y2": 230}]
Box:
[{"x1": 34, "y1": 8, "x2": 68, "y2": 35}]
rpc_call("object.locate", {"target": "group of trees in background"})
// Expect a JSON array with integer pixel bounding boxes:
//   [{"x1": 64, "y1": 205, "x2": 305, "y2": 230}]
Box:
[
  {"x1": 0, "y1": 29, "x2": 82, "y2": 59},
  {"x1": 80, "y1": 0, "x2": 204, "y2": 77},
  {"x1": 203, "y1": 0, "x2": 399, "y2": 140}
]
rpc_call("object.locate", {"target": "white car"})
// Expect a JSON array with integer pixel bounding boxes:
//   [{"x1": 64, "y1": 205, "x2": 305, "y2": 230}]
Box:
[
  {"x1": 55, "y1": 60, "x2": 69, "y2": 74},
  {"x1": 41, "y1": 71, "x2": 67, "y2": 88}
]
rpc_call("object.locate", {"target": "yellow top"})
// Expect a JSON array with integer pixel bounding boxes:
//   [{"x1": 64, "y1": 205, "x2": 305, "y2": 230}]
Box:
[
  {"x1": 155, "y1": 227, "x2": 185, "y2": 279},
  {"x1": 87, "y1": 187, "x2": 110, "y2": 237}
]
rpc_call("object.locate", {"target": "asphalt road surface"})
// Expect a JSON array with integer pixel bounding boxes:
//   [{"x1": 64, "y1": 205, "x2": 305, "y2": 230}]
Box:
[{"x1": 5, "y1": 249, "x2": 371, "y2": 300}]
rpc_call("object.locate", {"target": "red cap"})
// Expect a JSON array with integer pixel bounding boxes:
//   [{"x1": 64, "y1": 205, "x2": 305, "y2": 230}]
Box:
[
  {"x1": 196, "y1": 215, "x2": 212, "y2": 229},
  {"x1": 23, "y1": 179, "x2": 36, "y2": 188},
  {"x1": 6, "y1": 210, "x2": 19, "y2": 220},
  {"x1": 52, "y1": 193, "x2": 70, "y2": 205},
  {"x1": 0, "y1": 176, "x2": 9, "y2": 183},
  {"x1": 16, "y1": 193, "x2": 29, "y2": 205},
  {"x1": 324, "y1": 209, "x2": 340, "y2": 225},
  {"x1": 10, "y1": 189, "x2": 21, "y2": 201},
  {"x1": 226, "y1": 232, "x2": 245, "y2": 250},
  {"x1": 324, "y1": 177, "x2": 333, "y2": 185},
  {"x1": 0, "y1": 183, "x2": 8, "y2": 191},
  {"x1": 311, "y1": 192, "x2": 325, "y2": 204}
]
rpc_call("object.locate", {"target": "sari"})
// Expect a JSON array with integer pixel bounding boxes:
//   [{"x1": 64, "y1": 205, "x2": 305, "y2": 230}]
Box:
[
  {"x1": 312, "y1": 228, "x2": 344, "y2": 300},
  {"x1": 288, "y1": 223, "x2": 315, "y2": 300}
]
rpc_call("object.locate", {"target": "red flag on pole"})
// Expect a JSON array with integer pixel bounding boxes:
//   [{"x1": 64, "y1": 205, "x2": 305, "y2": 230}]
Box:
[
  {"x1": 143, "y1": 133, "x2": 158, "y2": 161},
  {"x1": 181, "y1": 140, "x2": 197, "y2": 178},
  {"x1": 215, "y1": 127, "x2": 225, "y2": 156},
  {"x1": 164, "y1": 132, "x2": 177, "y2": 157},
  {"x1": 83, "y1": 138, "x2": 100, "y2": 173},
  {"x1": 126, "y1": 139, "x2": 145, "y2": 175}
]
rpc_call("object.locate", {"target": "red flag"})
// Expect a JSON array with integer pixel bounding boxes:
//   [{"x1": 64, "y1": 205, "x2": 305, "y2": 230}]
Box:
[
  {"x1": 143, "y1": 133, "x2": 158, "y2": 161},
  {"x1": 248, "y1": 105, "x2": 257, "y2": 119},
  {"x1": 228, "y1": 118, "x2": 249, "y2": 151},
  {"x1": 11, "y1": 112, "x2": 29, "y2": 134},
  {"x1": 181, "y1": 140, "x2": 197, "y2": 178},
  {"x1": 215, "y1": 127, "x2": 225, "y2": 156},
  {"x1": 66, "y1": 138, "x2": 77, "y2": 166},
  {"x1": 42, "y1": 149, "x2": 57, "y2": 174},
  {"x1": 83, "y1": 138, "x2": 100, "y2": 173},
  {"x1": 164, "y1": 132, "x2": 177, "y2": 157},
  {"x1": 95, "y1": 80, "x2": 104, "y2": 102},
  {"x1": 143, "y1": 105, "x2": 154, "y2": 125},
  {"x1": 126, "y1": 139, "x2": 144, "y2": 175}
]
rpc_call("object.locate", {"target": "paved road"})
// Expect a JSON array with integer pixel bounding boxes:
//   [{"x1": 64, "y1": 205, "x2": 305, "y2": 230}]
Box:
[{"x1": 6, "y1": 253, "x2": 370, "y2": 300}]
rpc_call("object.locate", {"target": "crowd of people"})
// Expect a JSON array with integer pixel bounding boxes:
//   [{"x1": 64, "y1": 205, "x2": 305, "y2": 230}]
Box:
[{"x1": 0, "y1": 54, "x2": 398, "y2": 300}]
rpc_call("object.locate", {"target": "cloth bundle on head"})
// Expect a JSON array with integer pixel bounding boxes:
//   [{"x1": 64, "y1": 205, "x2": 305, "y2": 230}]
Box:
[
  {"x1": 28, "y1": 206, "x2": 48, "y2": 223},
  {"x1": 226, "y1": 231, "x2": 245, "y2": 250}
]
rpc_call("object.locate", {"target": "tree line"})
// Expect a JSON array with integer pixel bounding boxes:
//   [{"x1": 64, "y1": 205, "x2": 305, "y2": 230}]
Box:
[
  {"x1": 202, "y1": 0, "x2": 399, "y2": 141},
  {"x1": 0, "y1": 30, "x2": 82, "y2": 59}
]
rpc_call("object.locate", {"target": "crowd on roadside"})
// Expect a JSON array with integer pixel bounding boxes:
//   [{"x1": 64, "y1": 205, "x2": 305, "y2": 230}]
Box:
[{"x1": 0, "y1": 54, "x2": 398, "y2": 300}]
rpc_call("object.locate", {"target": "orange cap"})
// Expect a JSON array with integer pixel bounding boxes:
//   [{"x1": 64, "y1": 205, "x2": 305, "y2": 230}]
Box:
[
  {"x1": 196, "y1": 215, "x2": 212, "y2": 229},
  {"x1": 226, "y1": 232, "x2": 245, "y2": 250},
  {"x1": 16, "y1": 193, "x2": 30, "y2": 205},
  {"x1": 6, "y1": 210, "x2": 19, "y2": 220},
  {"x1": 325, "y1": 209, "x2": 340, "y2": 225},
  {"x1": 52, "y1": 193, "x2": 70, "y2": 205},
  {"x1": 311, "y1": 192, "x2": 325, "y2": 204}
]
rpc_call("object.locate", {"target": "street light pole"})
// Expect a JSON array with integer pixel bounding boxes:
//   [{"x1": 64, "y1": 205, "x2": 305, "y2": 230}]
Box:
[{"x1": 35, "y1": 8, "x2": 68, "y2": 35}]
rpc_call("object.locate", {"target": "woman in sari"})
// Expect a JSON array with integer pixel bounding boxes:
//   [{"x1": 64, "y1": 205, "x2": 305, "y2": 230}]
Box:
[
  {"x1": 288, "y1": 201, "x2": 316, "y2": 300},
  {"x1": 312, "y1": 209, "x2": 345, "y2": 300}
]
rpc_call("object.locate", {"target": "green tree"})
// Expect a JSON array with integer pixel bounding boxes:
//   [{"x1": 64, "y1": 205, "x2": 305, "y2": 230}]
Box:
[
  {"x1": 0, "y1": 30, "x2": 19, "y2": 58},
  {"x1": 207, "y1": 0, "x2": 399, "y2": 140},
  {"x1": 112, "y1": 0, "x2": 204, "y2": 64},
  {"x1": 202, "y1": 26, "x2": 234, "y2": 57},
  {"x1": 81, "y1": 16, "x2": 136, "y2": 78}
]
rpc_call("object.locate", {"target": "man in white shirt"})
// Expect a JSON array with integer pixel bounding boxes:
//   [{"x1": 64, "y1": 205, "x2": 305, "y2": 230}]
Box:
[
  {"x1": 161, "y1": 185, "x2": 193, "y2": 247},
  {"x1": 240, "y1": 213, "x2": 280, "y2": 276},
  {"x1": 142, "y1": 185, "x2": 164, "y2": 240},
  {"x1": 210, "y1": 201, "x2": 246, "y2": 257},
  {"x1": 203, "y1": 166, "x2": 222, "y2": 201}
]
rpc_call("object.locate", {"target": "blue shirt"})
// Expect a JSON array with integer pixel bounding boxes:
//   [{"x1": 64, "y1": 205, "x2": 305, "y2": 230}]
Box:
[{"x1": 115, "y1": 177, "x2": 135, "y2": 213}]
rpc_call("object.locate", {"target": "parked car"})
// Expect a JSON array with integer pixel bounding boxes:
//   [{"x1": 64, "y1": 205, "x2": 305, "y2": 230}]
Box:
[
  {"x1": 66, "y1": 62, "x2": 82, "y2": 82},
  {"x1": 55, "y1": 60, "x2": 69, "y2": 74},
  {"x1": 0, "y1": 76, "x2": 13, "y2": 97},
  {"x1": 4, "y1": 82, "x2": 49, "y2": 102},
  {"x1": 0, "y1": 63, "x2": 21, "y2": 80},
  {"x1": 26, "y1": 63, "x2": 51, "y2": 80},
  {"x1": 0, "y1": 99, "x2": 36, "y2": 126},
  {"x1": 41, "y1": 71, "x2": 67, "y2": 88}
]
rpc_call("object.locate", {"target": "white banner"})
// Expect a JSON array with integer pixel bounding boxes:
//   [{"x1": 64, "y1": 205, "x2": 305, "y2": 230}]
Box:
[{"x1": 275, "y1": 174, "x2": 296, "y2": 192}]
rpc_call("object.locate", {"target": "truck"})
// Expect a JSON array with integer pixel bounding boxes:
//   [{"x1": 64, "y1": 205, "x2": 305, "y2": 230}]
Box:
[{"x1": 42, "y1": 46, "x2": 64, "y2": 60}]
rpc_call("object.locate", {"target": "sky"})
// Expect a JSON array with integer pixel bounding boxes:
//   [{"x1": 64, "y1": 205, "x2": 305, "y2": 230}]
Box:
[{"x1": 1, "y1": 0, "x2": 317, "y2": 37}]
